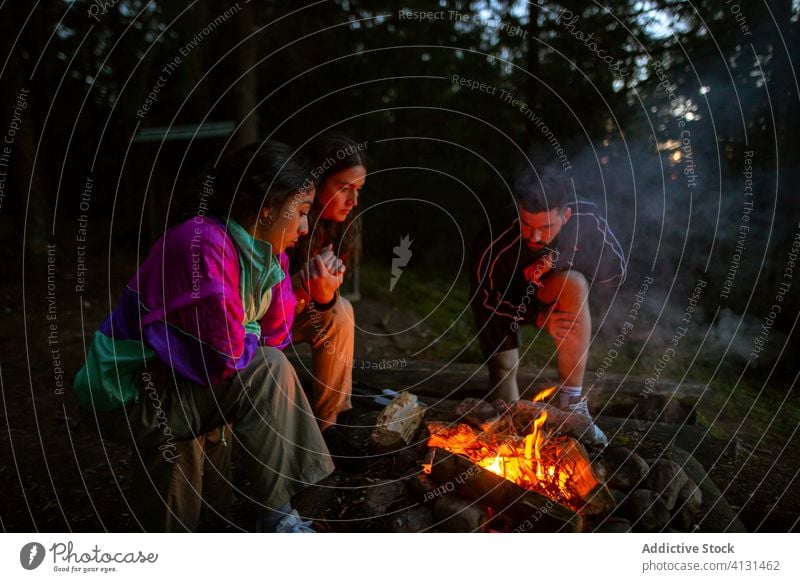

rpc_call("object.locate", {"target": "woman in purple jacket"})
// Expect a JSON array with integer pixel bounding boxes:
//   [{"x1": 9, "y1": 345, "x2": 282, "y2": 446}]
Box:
[{"x1": 74, "y1": 141, "x2": 337, "y2": 532}]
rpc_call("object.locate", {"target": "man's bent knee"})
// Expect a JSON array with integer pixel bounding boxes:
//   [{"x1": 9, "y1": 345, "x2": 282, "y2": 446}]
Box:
[{"x1": 538, "y1": 270, "x2": 589, "y2": 306}]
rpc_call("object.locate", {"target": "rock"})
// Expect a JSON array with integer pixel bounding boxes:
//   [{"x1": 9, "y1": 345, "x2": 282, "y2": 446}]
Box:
[
  {"x1": 598, "y1": 447, "x2": 649, "y2": 491},
  {"x1": 667, "y1": 447, "x2": 746, "y2": 532},
  {"x1": 646, "y1": 459, "x2": 689, "y2": 510},
  {"x1": 390, "y1": 506, "x2": 435, "y2": 532},
  {"x1": 433, "y1": 495, "x2": 491, "y2": 532},
  {"x1": 676, "y1": 477, "x2": 703, "y2": 511},
  {"x1": 620, "y1": 489, "x2": 671, "y2": 532},
  {"x1": 367, "y1": 429, "x2": 407, "y2": 455},
  {"x1": 593, "y1": 517, "x2": 632, "y2": 532},
  {"x1": 670, "y1": 477, "x2": 703, "y2": 530},
  {"x1": 364, "y1": 479, "x2": 406, "y2": 515}
]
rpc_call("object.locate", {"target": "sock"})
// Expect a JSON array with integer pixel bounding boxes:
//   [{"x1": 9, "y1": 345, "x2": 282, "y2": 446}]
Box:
[
  {"x1": 558, "y1": 385, "x2": 582, "y2": 408},
  {"x1": 257, "y1": 502, "x2": 292, "y2": 532}
]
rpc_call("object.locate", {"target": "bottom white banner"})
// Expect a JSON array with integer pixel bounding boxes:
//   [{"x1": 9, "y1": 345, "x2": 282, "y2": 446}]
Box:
[{"x1": 1, "y1": 533, "x2": 797, "y2": 581}]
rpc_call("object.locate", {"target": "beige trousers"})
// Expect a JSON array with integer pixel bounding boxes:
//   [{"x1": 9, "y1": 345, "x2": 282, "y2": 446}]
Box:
[
  {"x1": 89, "y1": 347, "x2": 334, "y2": 532},
  {"x1": 292, "y1": 297, "x2": 355, "y2": 430}
]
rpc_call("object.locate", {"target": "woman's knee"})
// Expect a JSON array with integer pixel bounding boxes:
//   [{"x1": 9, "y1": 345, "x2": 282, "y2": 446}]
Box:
[
  {"x1": 332, "y1": 297, "x2": 354, "y2": 328},
  {"x1": 258, "y1": 345, "x2": 291, "y2": 367},
  {"x1": 243, "y1": 347, "x2": 296, "y2": 392},
  {"x1": 315, "y1": 297, "x2": 354, "y2": 337}
]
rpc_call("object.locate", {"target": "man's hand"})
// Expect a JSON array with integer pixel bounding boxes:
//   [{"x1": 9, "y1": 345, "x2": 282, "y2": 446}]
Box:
[
  {"x1": 300, "y1": 245, "x2": 345, "y2": 304},
  {"x1": 523, "y1": 251, "x2": 556, "y2": 287},
  {"x1": 537, "y1": 306, "x2": 579, "y2": 341}
]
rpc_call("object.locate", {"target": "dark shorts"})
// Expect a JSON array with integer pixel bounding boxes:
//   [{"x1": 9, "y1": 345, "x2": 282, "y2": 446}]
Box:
[{"x1": 471, "y1": 279, "x2": 550, "y2": 356}]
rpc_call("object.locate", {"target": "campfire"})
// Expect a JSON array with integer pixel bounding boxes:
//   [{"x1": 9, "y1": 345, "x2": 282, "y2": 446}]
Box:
[
  {"x1": 425, "y1": 418, "x2": 583, "y2": 510},
  {"x1": 421, "y1": 391, "x2": 615, "y2": 527},
  {"x1": 357, "y1": 388, "x2": 708, "y2": 533}
]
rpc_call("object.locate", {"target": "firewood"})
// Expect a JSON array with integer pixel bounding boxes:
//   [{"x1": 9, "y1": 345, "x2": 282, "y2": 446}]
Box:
[
  {"x1": 369, "y1": 391, "x2": 427, "y2": 453},
  {"x1": 553, "y1": 438, "x2": 616, "y2": 516},
  {"x1": 509, "y1": 400, "x2": 603, "y2": 445},
  {"x1": 427, "y1": 448, "x2": 582, "y2": 532}
]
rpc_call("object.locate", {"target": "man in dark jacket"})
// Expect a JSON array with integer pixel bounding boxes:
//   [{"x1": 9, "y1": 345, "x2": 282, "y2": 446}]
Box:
[{"x1": 471, "y1": 165, "x2": 626, "y2": 444}]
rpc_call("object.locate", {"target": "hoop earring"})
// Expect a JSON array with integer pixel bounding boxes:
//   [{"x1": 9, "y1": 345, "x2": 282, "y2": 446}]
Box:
[{"x1": 258, "y1": 213, "x2": 274, "y2": 228}]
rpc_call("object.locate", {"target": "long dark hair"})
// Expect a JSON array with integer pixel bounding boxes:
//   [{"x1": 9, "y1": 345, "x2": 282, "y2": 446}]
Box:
[
  {"x1": 294, "y1": 134, "x2": 366, "y2": 270},
  {"x1": 204, "y1": 141, "x2": 314, "y2": 225}
]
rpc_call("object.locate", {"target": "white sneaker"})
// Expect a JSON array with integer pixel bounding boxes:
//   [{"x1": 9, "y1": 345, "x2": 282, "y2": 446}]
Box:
[
  {"x1": 274, "y1": 509, "x2": 316, "y2": 533},
  {"x1": 564, "y1": 397, "x2": 608, "y2": 446}
]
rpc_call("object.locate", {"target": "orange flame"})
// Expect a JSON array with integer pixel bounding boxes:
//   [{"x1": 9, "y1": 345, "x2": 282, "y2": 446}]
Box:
[
  {"x1": 533, "y1": 411, "x2": 548, "y2": 479},
  {"x1": 532, "y1": 385, "x2": 558, "y2": 403},
  {"x1": 466, "y1": 410, "x2": 560, "y2": 490}
]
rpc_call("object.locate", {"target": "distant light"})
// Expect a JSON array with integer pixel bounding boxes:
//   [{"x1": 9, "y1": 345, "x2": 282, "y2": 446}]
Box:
[
  {"x1": 671, "y1": 151, "x2": 682, "y2": 163},
  {"x1": 699, "y1": 86, "x2": 711, "y2": 95}
]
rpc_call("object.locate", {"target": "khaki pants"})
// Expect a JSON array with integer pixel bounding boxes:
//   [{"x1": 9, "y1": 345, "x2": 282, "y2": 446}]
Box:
[
  {"x1": 292, "y1": 297, "x2": 354, "y2": 430},
  {"x1": 87, "y1": 347, "x2": 334, "y2": 532}
]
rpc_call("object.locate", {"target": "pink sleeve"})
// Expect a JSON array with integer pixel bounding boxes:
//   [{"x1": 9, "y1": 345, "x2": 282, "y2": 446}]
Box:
[{"x1": 259, "y1": 252, "x2": 297, "y2": 350}]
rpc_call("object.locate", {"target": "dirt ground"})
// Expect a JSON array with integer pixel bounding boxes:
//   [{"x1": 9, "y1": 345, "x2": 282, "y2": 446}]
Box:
[{"x1": 1, "y1": 242, "x2": 798, "y2": 532}]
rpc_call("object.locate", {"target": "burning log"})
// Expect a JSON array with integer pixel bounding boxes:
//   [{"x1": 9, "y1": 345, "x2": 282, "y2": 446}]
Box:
[
  {"x1": 453, "y1": 398, "x2": 511, "y2": 432},
  {"x1": 509, "y1": 399, "x2": 605, "y2": 446},
  {"x1": 426, "y1": 418, "x2": 615, "y2": 516},
  {"x1": 426, "y1": 448, "x2": 582, "y2": 532},
  {"x1": 551, "y1": 438, "x2": 615, "y2": 516},
  {"x1": 369, "y1": 391, "x2": 427, "y2": 453},
  {"x1": 453, "y1": 397, "x2": 606, "y2": 447}
]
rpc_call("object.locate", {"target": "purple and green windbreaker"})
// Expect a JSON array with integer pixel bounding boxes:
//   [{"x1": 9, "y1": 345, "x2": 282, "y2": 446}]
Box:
[{"x1": 73, "y1": 216, "x2": 297, "y2": 411}]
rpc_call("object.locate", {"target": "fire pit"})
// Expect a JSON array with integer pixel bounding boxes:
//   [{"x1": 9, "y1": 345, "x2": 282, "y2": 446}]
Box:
[{"x1": 291, "y1": 391, "x2": 738, "y2": 532}]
